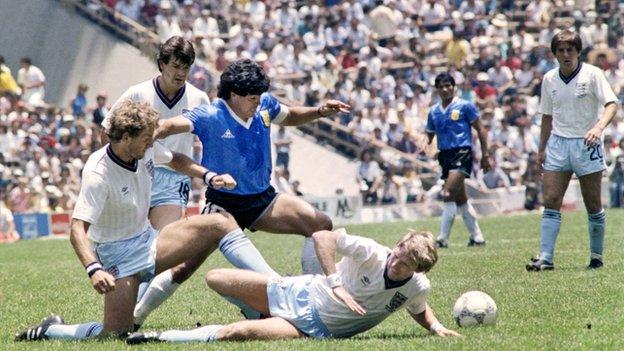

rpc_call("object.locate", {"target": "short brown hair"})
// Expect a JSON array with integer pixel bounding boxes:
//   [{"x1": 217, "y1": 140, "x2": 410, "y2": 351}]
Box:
[
  {"x1": 107, "y1": 100, "x2": 159, "y2": 142},
  {"x1": 550, "y1": 29, "x2": 582, "y2": 54},
  {"x1": 395, "y1": 230, "x2": 438, "y2": 273}
]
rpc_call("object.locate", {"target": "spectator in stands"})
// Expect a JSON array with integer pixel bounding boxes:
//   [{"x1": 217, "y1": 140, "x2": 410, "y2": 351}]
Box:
[
  {"x1": 474, "y1": 72, "x2": 496, "y2": 109},
  {"x1": 92, "y1": 91, "x2": 108, "y2": 126},
  {"x1": 70, "y1": 83, "x2": 88, "y2": 117},
  {"x1": 115, "y1": 0, "x2": 143, "y2": 23},
  {"x1": 273, "y1": 125, "x2": 292, "y2": 171},
  {"x1": 481, "y1": 156, "x2": 511, "y2": 189},
  {"x1": 357, "y1": 149, "x2": 383, "y2": 205},
  {"x1": 609, "y1": 154, "x2": 624, "y2": 208},
  {"x1": 17, "y1": 57, "x2": 45, "y2": 107},
  {"x1": 156, "y1": 1, "x2": 182, "y2": 43},
  {"x1": 0, "y1": 190, "x2": 20, "y2": 243},
  {"x1": 445, "y1": 30, "x2": 471, "y2": 69}
]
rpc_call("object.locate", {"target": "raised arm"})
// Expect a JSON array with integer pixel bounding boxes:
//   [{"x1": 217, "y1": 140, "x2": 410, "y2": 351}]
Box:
[
  {"x1": 70, "y1": 219, "x2": 116, "y2": 294},
  {"x1": 154, "y1": 116, "x2": 193, "y2": 139},
  {"x1": 312, "y1": 230, "x2": 366, "y2": 315},
  {"x1": 280, "y1": 100, "x2": 351, "y2": 126},
  {"x1": 408, "y1": 303, "x2": 461, "y2": 337}
]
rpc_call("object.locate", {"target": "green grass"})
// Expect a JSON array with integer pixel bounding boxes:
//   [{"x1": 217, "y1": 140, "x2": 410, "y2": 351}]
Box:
[{"x1": 2, "y1": 209, "x2": 624, "y2": 350}]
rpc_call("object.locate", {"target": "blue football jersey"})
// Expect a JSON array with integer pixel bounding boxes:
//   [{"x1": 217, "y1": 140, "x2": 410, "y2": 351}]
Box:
[
  {"x1": 183, "y1": 93, "x2": 288, "y2": 195},
  {"x1": 425, "y1": 98, "x2": 478, "y2": 150}
]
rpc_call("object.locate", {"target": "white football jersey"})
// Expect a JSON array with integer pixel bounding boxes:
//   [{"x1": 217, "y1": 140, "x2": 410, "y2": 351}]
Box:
[
  {"x1": 103, "y1": 78, "x2": 209, "y2": 167},
  {"x1": 72, "y1": 142, "x2": 172, "y2": 243},
  {"x1": 540, "y1": 63, "x2": 618, "y2": 138},
  {"x1": 310, "y1": 230, "x2": 430, "y2": 338}
]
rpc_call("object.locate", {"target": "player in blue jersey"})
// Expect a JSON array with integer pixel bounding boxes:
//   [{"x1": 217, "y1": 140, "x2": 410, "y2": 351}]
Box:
[
  {"x1": 133, "y1": 59, "x2": 350, "y2": 325},
  {"x1": 426, "y1": 72, "x2": 491, "y2": 248}
]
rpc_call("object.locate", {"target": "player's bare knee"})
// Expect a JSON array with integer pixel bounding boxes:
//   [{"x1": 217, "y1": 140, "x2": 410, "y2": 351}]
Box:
[{"x1": 205, "y1": 268, "x2": 232, "y2": 292}]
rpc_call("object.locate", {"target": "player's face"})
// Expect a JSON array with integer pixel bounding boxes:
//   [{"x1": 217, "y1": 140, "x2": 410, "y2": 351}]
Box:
[
  {"x1": 387, "y1": 246, "x2": 417, "y2": 280},
  {"x1": 436, "y1": 81, "x2": 455, "y2": 102},
  {"x1": 125, "y1": 127, "x2": 155, "y2": 160},
  {"x1": 554, "y1": 42, "x2": 580, "y2": 73},
  {"x1": 232, "y1": 93, "x2": 261, "y2": 119},
  {"x1": 160, "y1": 59, "x2": 191, "y2": 89}
]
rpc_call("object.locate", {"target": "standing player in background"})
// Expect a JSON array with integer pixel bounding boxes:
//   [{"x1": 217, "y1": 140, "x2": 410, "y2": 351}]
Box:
[
  {"x1": 145, "y1": 59, "x2": 350, "y2": 323},
  {"x1": 101, "y1": 36, "x2": 215, "y2": 328},
  {"x1": 526, "y1": 30, "x2": 618, "y2": 271},
  {"x1": 426, "y1": 72, "x2": 490, "y2": 248},
  {"x1": 15, "y1": 101, "x2": 240, "y2": 341}
]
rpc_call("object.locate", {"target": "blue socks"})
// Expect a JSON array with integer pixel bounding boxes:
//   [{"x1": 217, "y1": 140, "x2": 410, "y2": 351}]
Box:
[
  {"x1": 539, "y1": 209, "x2": 561, "y2": 263},
  {"x1": 45, "y1": 322, "x2": 102, "y2": 340},
  {"x1": 588, "y1": 210, "x2": 605, "y2": 259},
  {"x1": 219, "y1": 229, "x2": 278, "y2": 276}
]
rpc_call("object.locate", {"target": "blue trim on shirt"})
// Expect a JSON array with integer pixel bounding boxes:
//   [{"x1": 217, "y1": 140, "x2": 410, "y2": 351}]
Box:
[{"x1": 152, "y1": 77, "x2": 186, "y2": 109}]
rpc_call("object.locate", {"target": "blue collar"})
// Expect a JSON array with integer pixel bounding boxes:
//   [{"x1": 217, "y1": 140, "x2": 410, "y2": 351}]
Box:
[{"x1": 153, "y1": 77, "x2": 186, "y2": 109}]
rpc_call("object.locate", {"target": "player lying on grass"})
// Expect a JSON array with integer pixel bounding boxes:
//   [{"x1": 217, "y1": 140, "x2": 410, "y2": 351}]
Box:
[
  {"x1": 15, "y1": 100, "x2": 242, "y2": 341},
  {"x1": 126, "y1": 228, "x2": 460, "y2": 343}
]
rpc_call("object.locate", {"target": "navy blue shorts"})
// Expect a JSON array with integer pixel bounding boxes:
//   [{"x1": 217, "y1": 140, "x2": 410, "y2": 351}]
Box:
[
  {"x1": 438, "y1": 147, "x2": 473, "y2": 180},
  {"x1": 202, "y1": 186, "x2": 278, "y2": 231}
]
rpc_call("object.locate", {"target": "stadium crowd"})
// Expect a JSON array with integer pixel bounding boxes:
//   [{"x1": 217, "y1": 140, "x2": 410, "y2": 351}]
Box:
[{"x1": 2, "y1": 0, "x2": 624, "y2": 235}]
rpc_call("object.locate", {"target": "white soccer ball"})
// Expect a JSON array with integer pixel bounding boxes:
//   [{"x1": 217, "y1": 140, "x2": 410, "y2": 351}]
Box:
[{"x1": 452, "y1": 291, "x2": 498, "y2": 327}]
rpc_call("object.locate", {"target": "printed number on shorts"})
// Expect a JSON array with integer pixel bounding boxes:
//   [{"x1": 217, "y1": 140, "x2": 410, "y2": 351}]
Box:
[
  {"x1": 587, "y1": 145, "x2": 603, "y2": 161},
  {"x1": 178, "y1": 182, "x2": 190, "y2": 202}
]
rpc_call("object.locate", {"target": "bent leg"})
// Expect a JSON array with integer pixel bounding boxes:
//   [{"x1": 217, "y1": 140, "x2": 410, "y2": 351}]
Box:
[
  {"x1": 149, "y1": 205, "x2": 184, "y2": 231},
  {"x1": 217, "y1": 317, "x2": 303, "y2": 341},
  {"x1": 253, "y1": 194, "x2": 332, "y2": 274},
  {"x1": 103, "y1": 276, "x2": 140, "y2": 336},
  {"x1": 205, "y1": 268, "x2": 271, "y2": 316}
]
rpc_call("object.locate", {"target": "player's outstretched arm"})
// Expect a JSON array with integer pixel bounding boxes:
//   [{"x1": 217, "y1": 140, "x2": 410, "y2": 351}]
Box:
[
  {"x1": 70, "y1": 219, "x2": 116, "y2": 294},
  {"x1": 409, "y1": 304, "x2": 461, "y2": 337},
  {"x1": 153, "y1": 116, "x2": 193, "y2": 139},
  {"x1": 280, "y1": 100, "x2": 351, "y2": 126},
  {"x1": 167, "y1": 152, "x2": 236, "y2": 190}
]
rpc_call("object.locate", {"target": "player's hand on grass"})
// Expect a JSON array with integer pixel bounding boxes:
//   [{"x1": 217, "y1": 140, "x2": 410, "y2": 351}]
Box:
[
  {"x1": 584, "y1": 126, "x2": 602, "y2": 147},
  {"x1": 90, "y1": 270, "x2": 116, "y2": 294},
  {"x1": 319, "y1": 100, "x2": 351, "y2": 116},
  {"x1": 211, "y1": 174, "x2": 237, "y2": 190},
  {"x1": 332, "y1": 286, "x2": 366, "y2": 316},
  {"x1": 434, "y1": 327, "x2": 461, "y2": 337}
]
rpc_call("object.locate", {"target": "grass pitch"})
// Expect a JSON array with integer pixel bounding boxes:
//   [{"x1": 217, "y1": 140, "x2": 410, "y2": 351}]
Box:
[{"x1": 2, "y1": 209, "x2": 624, "y2": 350}]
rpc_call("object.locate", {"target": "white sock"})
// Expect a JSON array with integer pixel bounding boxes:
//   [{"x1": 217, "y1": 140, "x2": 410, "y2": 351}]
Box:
[
  {"x1": 439, "y1": 202, "x2": 457, "y2": 242},
  {"x1": 45, "y1": 322, "x2": 102, "y2": 340},
  {"x1": 458, "y1": 202, "x2": 484, "y2": 242},
  {"x1": 301, "y1": 237, "x2": 323, "y2": 274},
  {"x1": 136, "y1": 282, "x2": 149, "y2": 302},
  {"x1": 159, "y1": 325, "x2": 223, "y2": 342},
  {"x1": 134, "y1": 269, "x2": 180, "y2": 326}
]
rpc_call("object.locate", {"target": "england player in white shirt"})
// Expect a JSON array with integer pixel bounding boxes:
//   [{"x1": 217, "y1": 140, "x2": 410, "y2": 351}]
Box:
[
  {"x1": 126, "y1": 229, "x2": 460, "y2": 343},
  {"x1": 102, "y1": 36, "x2": 214, "y2": 329},
  {"x1": 526, "y1": 30, "x2": 618, "y2": 271},
  {"x1": 15, "y1": 100, "x2": 241, "y2": 341}
]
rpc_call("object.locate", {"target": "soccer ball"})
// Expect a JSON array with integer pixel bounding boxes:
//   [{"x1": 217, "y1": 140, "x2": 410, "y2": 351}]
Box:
[{"x1": 452, "y1": 291, "x2": 497, "y2": 327}]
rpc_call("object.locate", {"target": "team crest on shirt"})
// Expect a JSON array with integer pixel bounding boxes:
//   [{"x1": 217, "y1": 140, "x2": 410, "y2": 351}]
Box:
[
  {"x1": 385, "y1": 291, "x2": 408, "y2": 312},
  {"x1": 145, "y1": 159, "x2": 154, "y2": 179},
  {"x1": 575, "y1": 82, "x2": 588, "y2": 98},
  {"x1": 450, "y1": 110, "x2": 460, "y2": 121},
  {"x1": 260, "y1": 110, "x2": 271, "y2": 128},
  {"x1": 107, "y1": 265, "x2": 119, "y2": 278}
]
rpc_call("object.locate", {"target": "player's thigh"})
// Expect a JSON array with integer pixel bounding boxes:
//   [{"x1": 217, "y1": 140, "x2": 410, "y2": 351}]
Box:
[
  {"x1": 541, "y1": 170, "x2": 573, "y2": 209},
  {"x1": 578, "y1": 171, "x2": 604, "y2": 213},
  {"x1": 149, "y1": 205, "x2": 184, "y2": 231},
  {"x1": 155, "y1": 212, "x2": 238, "y2": 273},
  {"x1": 218, "y1": 317, "x2": 303, "y2": 341},
  {"x1": 443, "y1": 171, "x2": 466, "y2": 199},
  {"x1": 102, "y1": 275, "x2": 139, "y2": 335},
  {"x1": 252, "y1": 194, "x2": 332, "y2": 236},
  {"x1": 205, "y1": 268, "x2": 270, "y2": 316}
]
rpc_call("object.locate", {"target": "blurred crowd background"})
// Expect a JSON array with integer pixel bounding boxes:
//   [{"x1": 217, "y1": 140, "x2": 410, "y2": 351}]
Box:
[{"x1": 2, "y1": 0, "x2": 624, "y2": 241}]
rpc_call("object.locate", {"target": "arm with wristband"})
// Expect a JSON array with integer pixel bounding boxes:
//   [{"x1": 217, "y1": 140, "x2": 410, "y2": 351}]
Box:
[
  {"x1": 69, "y1": 219, "x2": 116, "y2": 294},
  {"x1": 311, "y1": 229, "x2": 366, "y2": 316},
  {"x1": 166, "y1": 152, "x2": 236, "y2": 190},
  {"x1": 408, "y1": 304, "x2": 461, "y2": 337}
]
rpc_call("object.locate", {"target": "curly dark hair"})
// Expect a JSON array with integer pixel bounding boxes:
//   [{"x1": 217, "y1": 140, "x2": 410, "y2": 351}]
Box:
[
  {"x1": 157, "y1": 36, "x2": 195, "y2": 72},
  {"x1": 434, "y1": 72, "x2": 456, "y2": 88},
  {"x1": 217, "y1": 59, "x2": 270, "y2": 100}
]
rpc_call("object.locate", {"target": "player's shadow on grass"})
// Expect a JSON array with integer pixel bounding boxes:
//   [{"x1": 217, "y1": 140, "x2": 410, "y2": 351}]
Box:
[{"x1": 352, "y1": 332, "x2": 431, "y2": 340}]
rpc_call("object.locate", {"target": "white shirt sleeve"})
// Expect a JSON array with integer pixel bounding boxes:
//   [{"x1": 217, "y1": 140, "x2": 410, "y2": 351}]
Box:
[
  {"x1": 336, "y1": 229, "x2": 383, "y2": 262},
  {"x1": 539, "y1": 76, "x2": 553, "y2": 115},
  {"x1": 72, "y1": 172, "x2": 108, "y2": 224},
  {"x1": 153, "y1": 141, "x2": 173, "y2": 165},
  {"x1": 592, "y1": 68, "x2": 619, "y2": 106},
  {"x1": 405, "y1": 289, "x2": 430, "y2": 315}
]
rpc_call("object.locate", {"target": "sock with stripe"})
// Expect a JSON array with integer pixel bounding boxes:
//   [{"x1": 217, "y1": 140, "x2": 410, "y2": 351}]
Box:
[
  {"x1": 539, "y1": 209, "x2": 562, "y2": 263},
  {"x1": 45, "y1": 322, "x2": 102, "y2": 340},
  {"x1": 588, "y1": 210, "x2": 606, "y2": 260}
]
